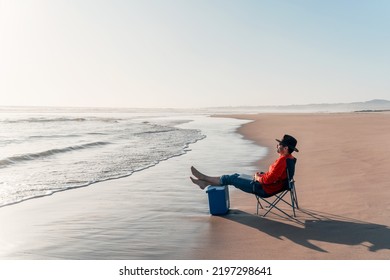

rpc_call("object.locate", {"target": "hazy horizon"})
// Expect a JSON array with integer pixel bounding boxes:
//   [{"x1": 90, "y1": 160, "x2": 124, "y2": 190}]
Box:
[
  {"x1": 1, "y1": 99, "x2": 389, "y2": 113},
  {"x1": 1, "y1": 1, "x2": 389, "y2": 108}
]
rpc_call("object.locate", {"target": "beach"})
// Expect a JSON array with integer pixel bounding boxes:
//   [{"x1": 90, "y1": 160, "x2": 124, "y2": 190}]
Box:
[
  {"x1": 193, "y1": 112, "x2": 390, "y2": 259},
  {"x1": 0, "y1": 112, "x2": 389, "y2": 259}
]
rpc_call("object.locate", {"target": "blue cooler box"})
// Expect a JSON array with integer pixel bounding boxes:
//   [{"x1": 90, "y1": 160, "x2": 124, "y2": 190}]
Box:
[{"x1": 205, "y1": 185, "x2": 230, "y2": 215}]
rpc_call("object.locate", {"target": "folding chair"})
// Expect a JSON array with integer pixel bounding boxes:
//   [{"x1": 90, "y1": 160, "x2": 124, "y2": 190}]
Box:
[{"x1": 256, "y1": 158, "x2": 299, "y2": 219}]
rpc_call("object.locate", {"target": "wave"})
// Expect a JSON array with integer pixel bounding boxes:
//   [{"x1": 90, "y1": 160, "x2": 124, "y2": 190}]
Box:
[
  {"x1": 28, "y1": 134, "x2": 82, "y2": 139},
  {"x1": 2, "y1": 117, "x2": 87, "y2": 123},
  {"x1": 28, "y1": 132, "x2": 108, "y2": 139},
  {"x1": 0, "y1": 141, "x2": 111, "y2": 168},
  {"x1": 0, "y1": 134, "x2": 207, "y2": 208},
  {"x1": 1, "y1": 117, "x2": 121, "y2": 124},
  {"x1": 135, "y1": 128, "x2": 176, "y2": 135}
]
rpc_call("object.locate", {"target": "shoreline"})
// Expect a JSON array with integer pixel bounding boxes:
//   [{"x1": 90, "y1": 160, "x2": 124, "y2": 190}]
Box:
[{"x1": 0, "y1": 115, "x2": 259, "y2": 260}]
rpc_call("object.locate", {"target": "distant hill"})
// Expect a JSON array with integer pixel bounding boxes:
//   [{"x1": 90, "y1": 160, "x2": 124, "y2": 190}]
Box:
[
  {"x1": 275, "y1": 99, "x2": 390, "y2": 112},
  {"x1": 207, "y1": 99, "x2": 390, "y2": 113}
]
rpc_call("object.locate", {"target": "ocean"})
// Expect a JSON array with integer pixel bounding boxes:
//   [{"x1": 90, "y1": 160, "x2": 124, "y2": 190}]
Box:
[{"x1": 0, "y1": 107, "x2": 211, "y2": 207}]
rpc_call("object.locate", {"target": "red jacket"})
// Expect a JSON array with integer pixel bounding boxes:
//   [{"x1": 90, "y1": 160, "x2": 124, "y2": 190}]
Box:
[{"x1": 258, "y1": 154, "x2": 295, "y2": 195}]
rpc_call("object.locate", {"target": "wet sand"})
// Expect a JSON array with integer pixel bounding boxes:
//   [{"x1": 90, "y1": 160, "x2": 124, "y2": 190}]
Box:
[{"x1": 0, "y1": 116, "x2": 258, "y2": 259}]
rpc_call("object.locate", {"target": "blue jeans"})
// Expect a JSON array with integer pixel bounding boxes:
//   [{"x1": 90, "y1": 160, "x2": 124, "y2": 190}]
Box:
[{"x1": 220, "y1": 173, "x2": 269, "y2": 197}]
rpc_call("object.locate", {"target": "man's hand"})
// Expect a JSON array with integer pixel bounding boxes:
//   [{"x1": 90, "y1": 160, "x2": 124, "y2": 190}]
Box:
[{"x1": 253, "y1": 172, "x2": 262, "y2": 182}]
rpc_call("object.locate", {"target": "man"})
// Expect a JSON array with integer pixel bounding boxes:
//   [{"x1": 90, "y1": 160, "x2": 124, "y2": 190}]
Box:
[{"x1": 190, "y1": 134, "x2": 299, "y2": 198}]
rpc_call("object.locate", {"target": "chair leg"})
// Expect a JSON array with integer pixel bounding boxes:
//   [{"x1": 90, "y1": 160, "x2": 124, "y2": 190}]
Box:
[
  {"x1": 293, "y1": 188, "x2": 299, "y2": 209},
  {"x1": 263, "y1": 199, "x2": 294, "y2": 219},
  {"x1": 256, "y1": 196, "x2": 264, "y2": 215},
  {"x1": 290, "y1": 191, "x2": 296, "y2": 217},
  {"x1": 263, "y1": 194, "x2": 285, "y2": 217},
  {"x1": 256, "y1": 190, "x2": 299, "y2": 218},
  {"x1": 257, "y1": 191, "x2": 288, "y2": 217}
]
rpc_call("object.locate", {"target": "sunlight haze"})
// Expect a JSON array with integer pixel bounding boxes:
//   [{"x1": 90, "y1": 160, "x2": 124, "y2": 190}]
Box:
[{"x1": 1, "y1": 0, "x2": 389, "y2": 108}]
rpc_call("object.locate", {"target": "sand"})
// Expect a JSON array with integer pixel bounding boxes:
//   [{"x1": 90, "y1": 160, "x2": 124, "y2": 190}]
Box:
[
  {"x1": 0, "y1": 116, "x2": 257, "y2": 260},
  {"x1": 191, "y1": 112, "x2": 390, "y2": 259},
  {"x1": 0, "y1": 112, "x2": 389, "y2": 260}
]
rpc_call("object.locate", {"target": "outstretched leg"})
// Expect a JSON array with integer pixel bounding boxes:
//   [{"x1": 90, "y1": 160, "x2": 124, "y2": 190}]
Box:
[
  {"x1": 190, "y1": 177, "x2": 209, "y2": 190},
  {"x1": 191, "y1": 166, "x2": 221, "y2": 186}
]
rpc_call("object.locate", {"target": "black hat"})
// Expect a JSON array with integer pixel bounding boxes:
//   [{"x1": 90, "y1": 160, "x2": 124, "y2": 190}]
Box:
[{"x1": 276, "y1": 134, "x2": 299, "y2": 152}]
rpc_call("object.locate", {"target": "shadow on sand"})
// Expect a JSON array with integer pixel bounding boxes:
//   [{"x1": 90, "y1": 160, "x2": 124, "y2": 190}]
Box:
[{"x1": 222, "y1": 208, "x2": 390, "y2": 253}]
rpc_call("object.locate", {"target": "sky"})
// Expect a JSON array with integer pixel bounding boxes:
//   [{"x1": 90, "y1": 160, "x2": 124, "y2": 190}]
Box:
[{"x1": 1, "y1": 0, "x2": 389, "y2": 108}]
